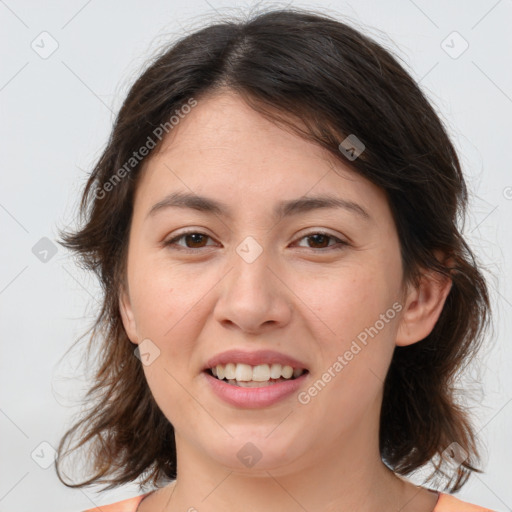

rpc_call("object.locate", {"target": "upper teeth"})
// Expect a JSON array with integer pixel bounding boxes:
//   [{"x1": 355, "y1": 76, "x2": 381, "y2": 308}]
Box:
[{"x1": 211, "y1": 363, "x2": 304, "y2": 381}]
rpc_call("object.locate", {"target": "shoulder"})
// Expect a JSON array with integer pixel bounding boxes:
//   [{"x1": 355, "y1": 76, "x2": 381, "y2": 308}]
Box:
[
  {"x1": 80, "y1": 490, "x2": 497, "y2": 512},
  {"x1": 81, "y1": 493, "x2": 150, "y2": 512},
  {"x1": 435, "y1": 492, "x2": 497, "y2": 512}
]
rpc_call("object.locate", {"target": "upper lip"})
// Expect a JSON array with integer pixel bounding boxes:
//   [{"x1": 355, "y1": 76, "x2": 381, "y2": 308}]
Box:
[{"x1": 203, "y1": 349, "x2": 308, "y2": 371}]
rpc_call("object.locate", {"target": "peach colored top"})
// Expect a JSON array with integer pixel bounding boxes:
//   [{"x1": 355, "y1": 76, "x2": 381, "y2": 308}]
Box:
[{"x1": 82, "y1": 490, "x2": 497, "y2": 511}]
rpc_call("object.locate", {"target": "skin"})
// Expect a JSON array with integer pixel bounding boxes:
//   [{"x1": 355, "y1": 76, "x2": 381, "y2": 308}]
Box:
[{"x1": 119, "y1": 90, "x2": 452, "y2": 512}]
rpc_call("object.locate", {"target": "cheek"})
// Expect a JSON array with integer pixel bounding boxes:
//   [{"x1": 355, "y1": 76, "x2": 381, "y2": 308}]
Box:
[
  {"x1": 129, "y1": 259, "x2": 210, "y2": 372},
  {"x1": 302, "y1": 273, "x2": 398, "y2": 428},
  {"x1": 129, "y1": 258, "x2": 192, "y2": 331},
  {"x1": 142, "y1": 362, "x2": 198, "y2": 429},
  {"x1": 301, "y1": 259, "x2": 401, "y2": 397},
  {"x1": 305, "y1": 262, "x2": 400, "y2": 340}
]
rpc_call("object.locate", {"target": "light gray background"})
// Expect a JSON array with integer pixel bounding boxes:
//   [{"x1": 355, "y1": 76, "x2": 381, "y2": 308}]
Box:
[{"x1": 1, "y1": 1, "x2": 511, "y2": 511}]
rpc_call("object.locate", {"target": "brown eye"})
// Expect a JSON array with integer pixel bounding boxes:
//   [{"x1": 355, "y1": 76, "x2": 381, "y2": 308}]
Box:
[
  {"x1": 181, "y1": 233, "x2": 209, "y2": 248},
  {"x1": 164, "y1": 231, "x2": 216, "y2": 251},
  {"x1": 295, "y1": 232, "x2": 348, "y2": 251},
  {"x1": 164, "y1": 230, "x2": 348, "y2": 253},
  {"x1": 305, "y1": 233, "x2": 331, "y2": 249}
]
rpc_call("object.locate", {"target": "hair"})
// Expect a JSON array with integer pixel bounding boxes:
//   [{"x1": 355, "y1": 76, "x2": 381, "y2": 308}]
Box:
[{"x1": 55, "y1": 6, "x2": 491, "y2": 494}]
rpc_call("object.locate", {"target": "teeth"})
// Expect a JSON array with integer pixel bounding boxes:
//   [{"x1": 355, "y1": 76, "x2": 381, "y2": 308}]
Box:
[
  {"x1": 281, "y1": 365, "x2": 293, "y2": 379},
  {"x1": 270, "y1": 363, "x2": 282, "y2": 379},
  {"x1": 224, "y1": 363, "x2": 236, "y2": 380},
  {"x1": 293, "y1": 367, "x2": 303, "y2": 378},
  {"x1": 227, "y1": 378, "x2": 286, "y2": 387},
  {"x1": 210, "y1": 363, "x2": 305, "y2": 382},
  {"x1": 252, "y1": 364, "x2": 270, "y2": 381},
  {"x1": 235, "y1": 363, "x2": 253, "y2": 381}
]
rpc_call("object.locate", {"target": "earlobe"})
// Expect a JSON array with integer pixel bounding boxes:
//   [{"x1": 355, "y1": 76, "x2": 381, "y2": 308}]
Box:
[
  {"x1": 395, "y1": 268, "x2": 453, "y2": 347},
  {"x1": 119, "y1": 286, "x2": 139, "y2": 344}
]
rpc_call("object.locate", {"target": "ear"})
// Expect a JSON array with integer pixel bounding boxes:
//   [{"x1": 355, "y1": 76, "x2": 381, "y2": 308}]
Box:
[
  {"x1": 119, "y1": 284, "x2": 139, "y2": 345},
  {"x1": 395, "y1": 258, "x2": 453, "y2": 347}
]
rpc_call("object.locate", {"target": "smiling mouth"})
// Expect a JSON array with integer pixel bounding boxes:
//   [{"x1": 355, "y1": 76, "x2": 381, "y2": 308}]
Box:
[{"x1": 205, "y1": 363, "x2": 308, "y2": 387}]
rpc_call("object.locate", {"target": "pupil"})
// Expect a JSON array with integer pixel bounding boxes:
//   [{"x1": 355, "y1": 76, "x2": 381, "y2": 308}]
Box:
[
  {"x1": 186, "y1": 234, "x2": 205, "y2": 247},
  {"x1": 309, "y1": 234, "x2": 328, "y2": 248}
]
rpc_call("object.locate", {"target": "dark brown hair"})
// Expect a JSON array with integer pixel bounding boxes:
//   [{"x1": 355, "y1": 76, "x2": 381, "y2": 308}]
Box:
[{"x1": 55, "y1": 6, "x2": 491, "y2": 493}]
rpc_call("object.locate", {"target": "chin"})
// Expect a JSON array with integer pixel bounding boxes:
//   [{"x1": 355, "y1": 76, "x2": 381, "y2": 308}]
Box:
[{"x1": 204, "y1": 435, "x2": 306, "y2": 473}]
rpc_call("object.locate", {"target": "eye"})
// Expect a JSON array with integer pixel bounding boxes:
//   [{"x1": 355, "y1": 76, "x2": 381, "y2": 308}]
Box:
[
  {"x1": 293, "y1": 231, "x2": 349, "y2": 251},
  {"x1": 163, "y1": 231, "x2": 217, "y2": 252},
  {"x1": 163, "y1": 230, "x2": 348, "y2": 253}
]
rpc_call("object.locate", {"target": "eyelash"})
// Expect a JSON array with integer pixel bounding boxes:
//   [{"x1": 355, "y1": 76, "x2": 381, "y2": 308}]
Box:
[{"x1": 163, "y1": 230, "x2": 349, "y2": 253}]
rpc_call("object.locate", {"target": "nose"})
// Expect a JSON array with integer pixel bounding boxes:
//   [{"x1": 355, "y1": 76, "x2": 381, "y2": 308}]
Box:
[{"x1": 213, "y1": 242, "x2": 292, "y2": 334}]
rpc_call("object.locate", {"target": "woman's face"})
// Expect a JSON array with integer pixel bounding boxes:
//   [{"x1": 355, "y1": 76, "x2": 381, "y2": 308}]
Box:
[{"x1": 119, "y1": 91, "x2": 408, "y2": 474}]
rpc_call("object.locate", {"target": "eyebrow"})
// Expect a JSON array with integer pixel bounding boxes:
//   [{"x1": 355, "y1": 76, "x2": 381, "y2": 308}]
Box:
[{"x1": 146, "y1": 191, "x2": 371, "y2": 221}]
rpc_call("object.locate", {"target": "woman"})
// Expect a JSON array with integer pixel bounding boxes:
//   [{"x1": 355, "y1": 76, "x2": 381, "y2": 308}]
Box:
[{"x1": 56, "y1": 7, "x2": 495, "y2": 512}]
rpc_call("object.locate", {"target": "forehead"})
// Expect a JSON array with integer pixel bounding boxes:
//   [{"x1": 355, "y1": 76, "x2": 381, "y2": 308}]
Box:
[
  {"x1": 133, "y1": 91, "x2": 388, "y2": 221},
  {"x1": 153, "y1": 91, "x2": 331, "y2": 163}
]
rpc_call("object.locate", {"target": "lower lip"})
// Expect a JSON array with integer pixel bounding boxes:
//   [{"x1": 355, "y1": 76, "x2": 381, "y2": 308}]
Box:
[{"x1": 203, "y1": 371, "x2": 309, "y2": 408}]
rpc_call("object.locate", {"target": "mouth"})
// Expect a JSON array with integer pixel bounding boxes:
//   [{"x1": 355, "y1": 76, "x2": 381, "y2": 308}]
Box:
[{"x1": 204, "y1": 363, "x2": 309, "y2": 387}]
